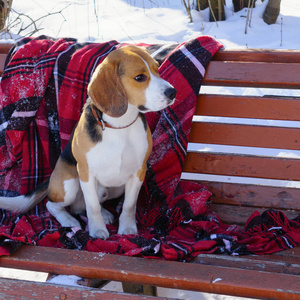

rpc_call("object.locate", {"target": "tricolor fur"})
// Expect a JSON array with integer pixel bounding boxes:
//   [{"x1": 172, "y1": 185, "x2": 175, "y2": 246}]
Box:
[{"x1": 0, "y1": 45, "x2": 176, "y2": 239}]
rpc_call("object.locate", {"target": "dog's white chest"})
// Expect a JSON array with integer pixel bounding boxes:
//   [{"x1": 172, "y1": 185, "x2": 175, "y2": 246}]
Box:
[{"x1": 86, "y1": 119, "x2": 148, "y2": 187}]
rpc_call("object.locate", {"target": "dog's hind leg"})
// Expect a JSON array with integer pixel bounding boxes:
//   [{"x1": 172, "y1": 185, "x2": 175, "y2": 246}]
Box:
[
  {"x1": 99, "y1": 186, "x2": 125, "y2": 225},
  {"x1": 46, "y1": 201, "x2": 81, "y2": 228},
  {"x1": 96, "y1": 186, "x2": 114, "y2": 225},
  {"x1": 47, "y1": 176, "x2": 82, "y2": 228}
]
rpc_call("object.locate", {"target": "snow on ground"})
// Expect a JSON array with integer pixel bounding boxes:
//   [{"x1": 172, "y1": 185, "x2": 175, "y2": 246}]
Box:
[{"x1": 1, "y1": 0, "x2": 300, "y2": 50}]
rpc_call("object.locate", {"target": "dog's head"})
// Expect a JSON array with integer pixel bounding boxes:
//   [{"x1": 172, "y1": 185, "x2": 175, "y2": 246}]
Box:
[{"x1": 87, "y1": 45, "x2": 177, "y2": 118}]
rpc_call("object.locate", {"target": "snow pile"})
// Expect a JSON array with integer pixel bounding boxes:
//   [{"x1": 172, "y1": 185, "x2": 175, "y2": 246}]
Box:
[{"x1": 0, "y1": 0, "x2": 299, "y2": 49}]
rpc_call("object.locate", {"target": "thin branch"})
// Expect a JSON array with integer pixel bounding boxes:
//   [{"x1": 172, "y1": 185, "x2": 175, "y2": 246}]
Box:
[
  {"x1": 182, "y1": 0, "x2": 193, "y2": 23},
  {"x1": 93, "y1": 0, "x2": 99, "y2": 36},
  {"x1": 280, "y1": 17, "x2": 283, "y2": 47},
  {"x1": 244, "y1": 0, "x2": 251, "y2": 34},
  {"x1": 197, "y1": 0, "x2": 204, "y2": 34},
  {"x1": 1, "y1": 4, "x2": 70, "y2": 38}
]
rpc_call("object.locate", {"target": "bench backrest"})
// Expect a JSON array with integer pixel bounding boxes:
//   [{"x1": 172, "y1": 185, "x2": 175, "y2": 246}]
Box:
[{"x1": 183, "y1": 49, "x2": 300, "y2": 225}]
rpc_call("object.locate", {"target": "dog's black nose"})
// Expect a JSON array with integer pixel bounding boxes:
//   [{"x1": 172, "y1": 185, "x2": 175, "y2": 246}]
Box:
[{"x1": 164, "y1": 87, "x2": 177, "y2": 100}]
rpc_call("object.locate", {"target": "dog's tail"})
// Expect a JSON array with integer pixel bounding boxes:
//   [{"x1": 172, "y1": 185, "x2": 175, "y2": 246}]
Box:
[{"x1": 0, "y1": 179, "x2": 49, "y2": 213}]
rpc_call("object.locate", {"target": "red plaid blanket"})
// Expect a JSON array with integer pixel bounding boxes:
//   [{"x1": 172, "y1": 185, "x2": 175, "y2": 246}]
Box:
[{"x1": 0, "y1": 36, "x2": 299, "y2": 260}]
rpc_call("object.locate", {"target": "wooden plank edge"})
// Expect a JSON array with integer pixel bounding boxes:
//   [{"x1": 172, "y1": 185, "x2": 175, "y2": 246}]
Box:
[
  {"x1": 195, "y1": 94, "x2": 300, "y2": 121},
  {"x1": 213, "y1": 48, "x2": 300, "y2": 63},
  {"x1": 0, "y1": 246, "x2": 300, "y2": 299},
  {"x1": 0, "y1": 277, "x2": 169, "y2": 300},
  {"x1": 195, "y1": 179, "x2": 300, "y2": 211},
  {"x1": 184, "y1": 151, "x2": 300, "y2": 182},
  {"x1": 193, "y1": 252, "x2": 300, "y2": 276},
  {"x1": 210, "y1": 203, "x2": 300, "y2": 226}
]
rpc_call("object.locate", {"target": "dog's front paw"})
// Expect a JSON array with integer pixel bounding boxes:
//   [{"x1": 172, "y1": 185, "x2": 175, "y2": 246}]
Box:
[
  {"x1": 118, "y1": 222, "x2": 138, "y2": 236},
  {"x1": 89, "y1": 225, "x2": 110, "y2": 240}
]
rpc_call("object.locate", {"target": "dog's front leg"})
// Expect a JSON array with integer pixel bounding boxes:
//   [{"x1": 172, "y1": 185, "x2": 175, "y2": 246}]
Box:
[
  {"x1": 118, "y1": 174, "x2": 142, "y2": 236},
  {"x1": 80, "y1": 177, "x2": 109, "y2": 239}
]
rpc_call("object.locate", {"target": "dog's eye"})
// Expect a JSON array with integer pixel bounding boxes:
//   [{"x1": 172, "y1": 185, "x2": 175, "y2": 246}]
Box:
[{"x1": 134, "y1": 74, "x2": 147, "y2": 82}]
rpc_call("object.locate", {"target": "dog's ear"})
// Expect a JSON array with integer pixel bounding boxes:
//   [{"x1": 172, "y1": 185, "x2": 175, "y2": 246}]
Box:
[{"x1": 87, "y1": 59, "x2": 128, "y2": 118}]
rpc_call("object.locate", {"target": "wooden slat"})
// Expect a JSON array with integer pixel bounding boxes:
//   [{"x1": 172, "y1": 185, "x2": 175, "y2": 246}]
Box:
[
  {"x1": 211, "y1": 203, "x2": 299, "y2": 226},
  {"x1": 189, "y1": 122, "x2": 300, "y2": 150},
  {"x1": 0, "y1": 53, "x2": 7, "y2": 75},
  {"x1": 202, "y1": 61, "x2": 300, "y2": 89},
  {"x1": 196, "y1": 94, "x2": 300, "y2": 121},
  {"x1": 213, "y1": 49, "x2": 300, "y2": 63},
  {"x1": 273, "y1": 246, "x2": 300, "y2": 257},
  {"x1": 184, "y1": 152, "x2": 300, "y2": 181},
  {"x1": 193, "y1": 251, "x2": 300, "y2": 276},
  {"x1": 0, "y1": 43, "x2": 12, "y2": 75},
  {"x1": 0, "y1": 43, "x2": 13, "y2": 54},
  {"x1": 0, "y1": 246, "x2": 300, "y2": 299},
  {"x1": 0, "y1": 277, "x2": 166, "y2": 300},
  {"x1": 199, "y1": 181, "x2": 300, "y2": 211}
]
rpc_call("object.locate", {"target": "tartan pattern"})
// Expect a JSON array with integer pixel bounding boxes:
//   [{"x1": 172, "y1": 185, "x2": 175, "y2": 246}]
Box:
[{"x1": 0, "y1": 36, "x2": 299, "y2": 260}]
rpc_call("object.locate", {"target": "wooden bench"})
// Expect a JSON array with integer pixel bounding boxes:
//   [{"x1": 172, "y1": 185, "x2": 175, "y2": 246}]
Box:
[{"x1": 0, "y1": 43, "x2": 300, "y2": 299}]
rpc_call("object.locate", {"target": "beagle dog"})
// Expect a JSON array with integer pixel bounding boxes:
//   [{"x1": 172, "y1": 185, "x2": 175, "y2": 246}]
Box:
[{"x1": 0, "y1": 45, "x2": 176, "y2": 239}]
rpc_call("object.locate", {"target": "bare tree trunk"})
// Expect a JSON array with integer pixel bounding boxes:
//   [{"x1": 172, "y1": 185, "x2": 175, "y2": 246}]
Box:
[
  {"x1": 196, "y1": 0, "x2": 209, "y2": 10},
  {"x1": 0, "y1": 0, "x2": 13, "y2": 31},
  {"x1": 232, "y1": 0, "x2": 256, "y2": 12},
  {"x1": 209, "y1": 0, "x2": 225, "y2": 22},
  {"x1": 263, "y1": 0, "x2": 281, "y2": 25}
]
